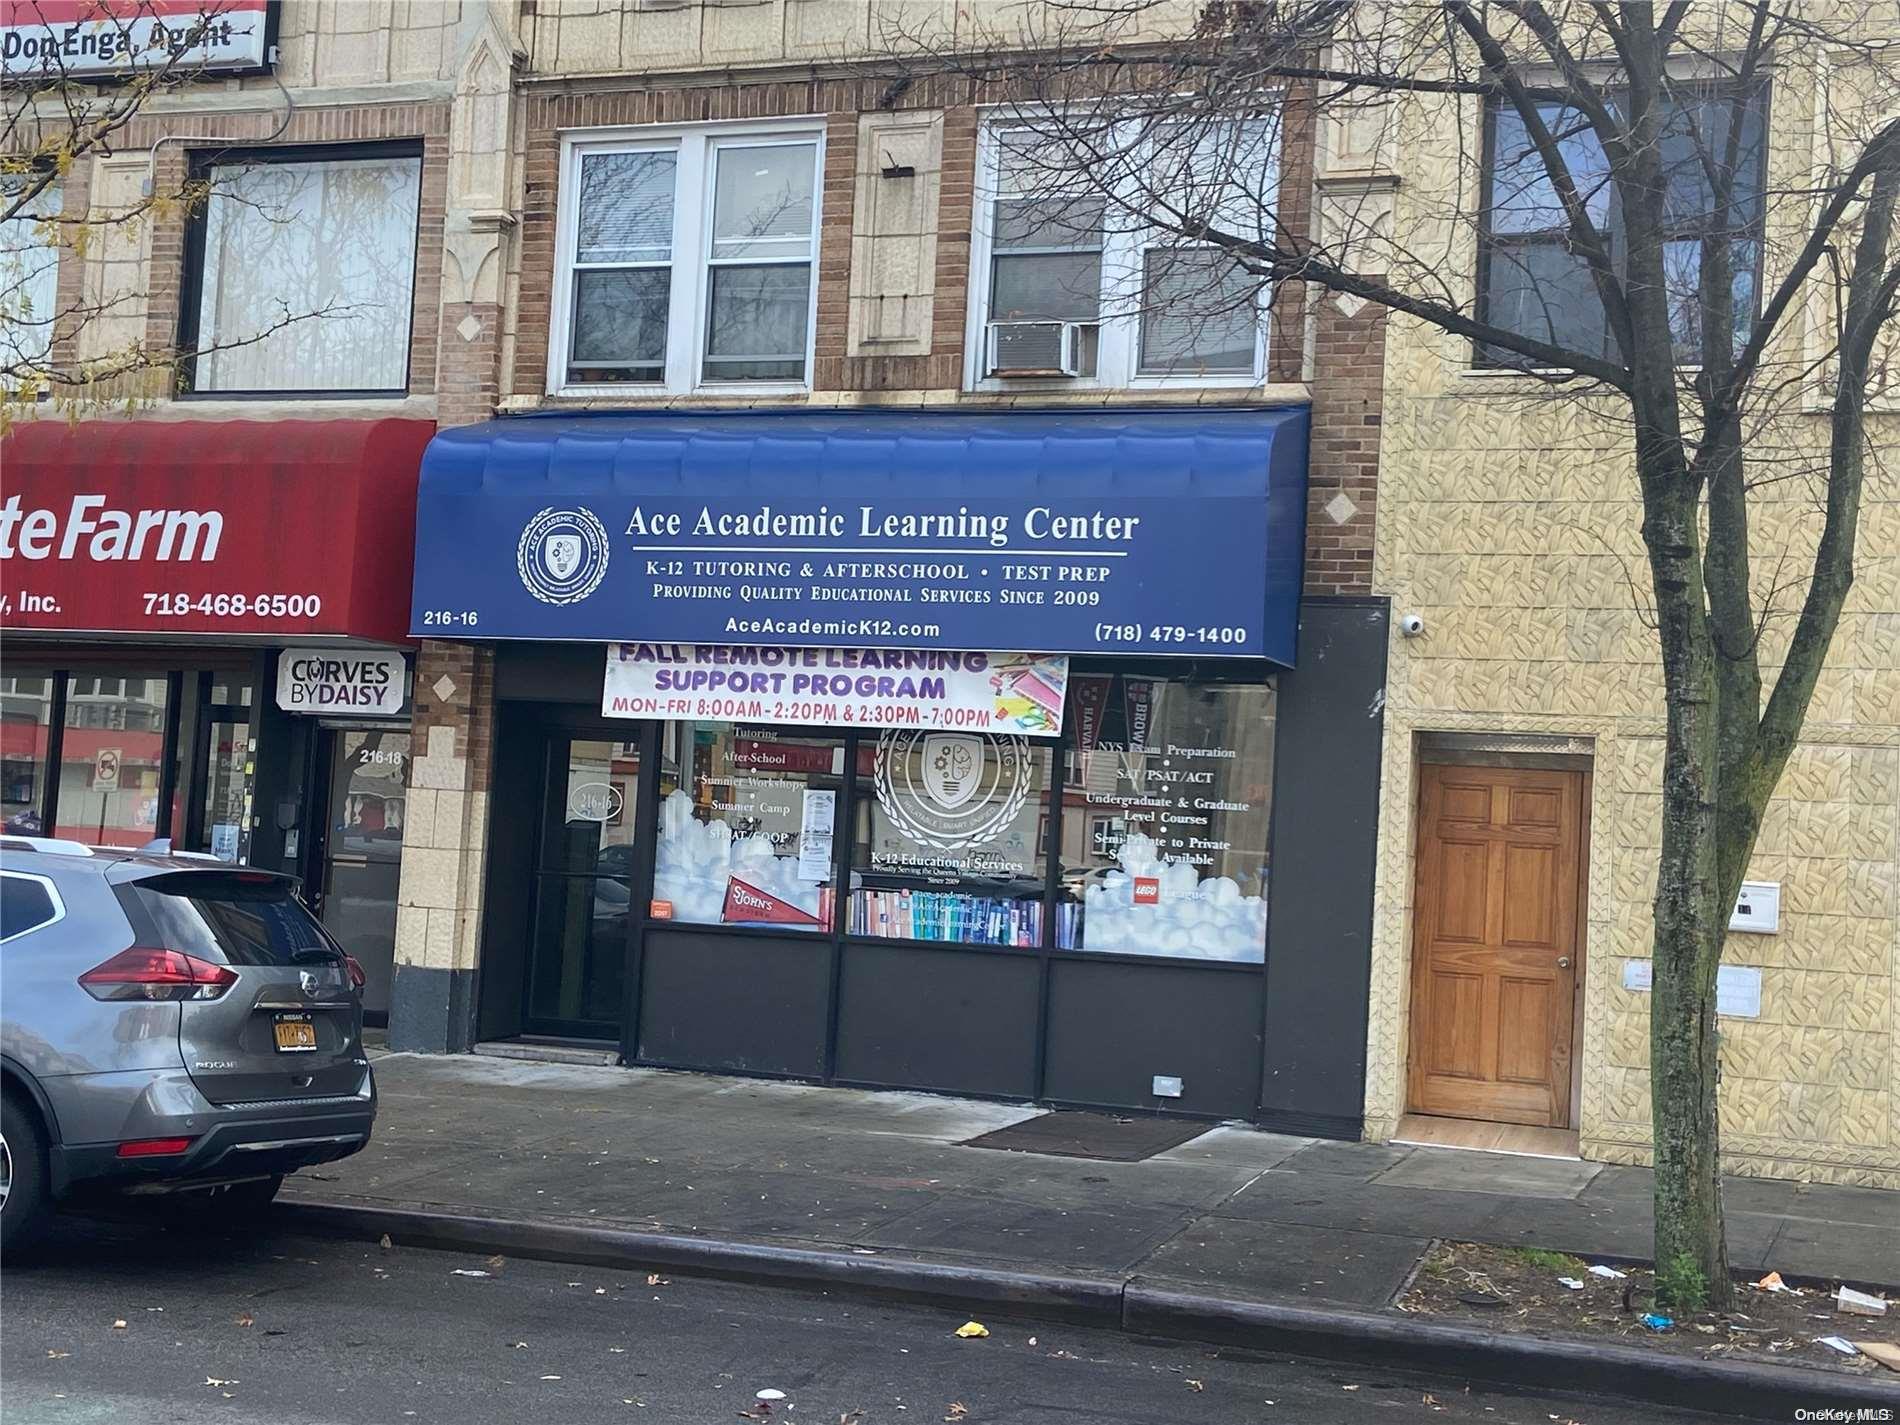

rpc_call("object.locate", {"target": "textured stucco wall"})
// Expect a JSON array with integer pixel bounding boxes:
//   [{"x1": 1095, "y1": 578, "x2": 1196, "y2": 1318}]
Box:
[{"x1": 1362, "y1": 60, "x2": 1900, "y2": 1183}]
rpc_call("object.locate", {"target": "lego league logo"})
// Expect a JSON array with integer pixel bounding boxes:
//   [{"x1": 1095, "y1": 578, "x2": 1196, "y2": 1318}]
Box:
[{"x1": 517, "y1": 507, "x2": 610, "y2": 605}]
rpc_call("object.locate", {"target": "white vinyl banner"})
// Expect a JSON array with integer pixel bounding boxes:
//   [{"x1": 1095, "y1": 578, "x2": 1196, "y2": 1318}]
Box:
[
  {"x1": 603, "y1": 643, "x2": 1069, "y2": 736},
  {"x1": 3, "y1": 0, "x2": 271, "y2": 79}
]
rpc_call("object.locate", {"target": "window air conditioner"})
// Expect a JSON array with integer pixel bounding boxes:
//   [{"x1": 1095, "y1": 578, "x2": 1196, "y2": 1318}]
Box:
[{"x1": 986, "y1": 320, "x2": 1086, "y2": 377}]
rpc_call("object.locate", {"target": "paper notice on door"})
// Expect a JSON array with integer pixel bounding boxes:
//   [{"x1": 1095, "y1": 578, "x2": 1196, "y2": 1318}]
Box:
[
  {"x1": 798, "y1": 788, "x2": 836, "y2": 881},
  {"x1": 210, "y1": 822, "x2": 240, "y2": 863}
]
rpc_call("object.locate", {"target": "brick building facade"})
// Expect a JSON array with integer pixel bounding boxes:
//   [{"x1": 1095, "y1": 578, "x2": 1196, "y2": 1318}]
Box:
[
  {"x1": 2, "y1": 2, "x2": 507, "y2": 1023},
  {"x1": 19, "y1": 2, "x2": 1882, "y2": 1184},
  {"x1": 385, "y1": 0, "x2": 1391, "y2": 1132}
]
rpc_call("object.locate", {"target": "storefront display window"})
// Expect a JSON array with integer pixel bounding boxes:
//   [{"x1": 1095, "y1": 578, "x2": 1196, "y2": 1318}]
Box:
[
  {"x1": 1058, "y1": 675, "x2": 1273, "y2": 962},
  {"x1": 203, "y1": 720, "x2": 251, "y2": 862},
  {"x1": 654, "y1": 724, "x2": 842, "y2": 932},
  {"x1": 850, "y1": 732, "x2": 1051, "y2": 946},
  {"x1": 0, "y1": 671, "x2": 55, "y2": 833},
  {"x1": 202, "y1": 676, "x2": 258, "y2": 863},
  {"x1": 210, "y1": 676, "x2": 255, "y2": 706},
  {"x1": 54, "y1": 673, "x2": 170, "y2": 847}
]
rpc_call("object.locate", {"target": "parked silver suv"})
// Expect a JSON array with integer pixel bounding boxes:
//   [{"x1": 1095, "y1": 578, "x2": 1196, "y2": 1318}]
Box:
[{"x1": 0, "y1": 837, "x2": 376, "y2": 1249}]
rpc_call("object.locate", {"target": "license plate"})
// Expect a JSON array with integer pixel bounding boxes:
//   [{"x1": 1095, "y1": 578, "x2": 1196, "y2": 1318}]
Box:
[{"x1": 273, "y1": 1015, "x2": 318, "y2": 1053}]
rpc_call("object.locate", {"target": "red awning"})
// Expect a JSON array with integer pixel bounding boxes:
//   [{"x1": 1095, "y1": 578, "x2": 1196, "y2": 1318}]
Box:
[{"x1": 0, "y1": 418, "x2": 433, "y2": 644}]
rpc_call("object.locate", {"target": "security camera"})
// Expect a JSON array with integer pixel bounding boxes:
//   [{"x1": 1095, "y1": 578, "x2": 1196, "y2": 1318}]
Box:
[{"x1": 1398, "y1": 612, "x2": 1426, "y2": 638}]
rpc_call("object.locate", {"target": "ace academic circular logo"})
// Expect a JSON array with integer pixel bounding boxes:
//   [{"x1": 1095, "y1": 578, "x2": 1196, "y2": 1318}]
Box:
[
  {"x1": 874, "y1": 730, "x2": 1033, "y2": 851},
  {"x1": 516, "y1": 506, "x2": 611, "y2": 605}
]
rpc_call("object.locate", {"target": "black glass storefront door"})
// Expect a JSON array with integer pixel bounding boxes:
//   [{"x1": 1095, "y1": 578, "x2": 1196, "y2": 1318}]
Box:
[
  {"x1": 521, "y1": 736, "x2": 640, "y2": 1038},
  {"x1": 312, "y1": 728, "x2": 409, "y2": 1021}
]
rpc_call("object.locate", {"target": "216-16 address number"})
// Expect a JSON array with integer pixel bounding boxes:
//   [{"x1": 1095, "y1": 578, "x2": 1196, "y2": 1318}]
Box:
[
  {"x1": 143, "y1": 593, "x2": 323, "y2": 617},
  {"x1": 1094, "y1": 623, "x2": 1249, "y2": 645}
]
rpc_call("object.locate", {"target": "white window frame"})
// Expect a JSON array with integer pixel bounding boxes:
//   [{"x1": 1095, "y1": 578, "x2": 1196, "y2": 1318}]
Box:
[
  {"x1": 549, "y1": 118, "x2": 826, "y2": 399},
  {"x1": 0, "y1": 870, "x2": 66, "y2": 944},
  {"x1": 965, "y1": 114, "x2": 1278, "y2": 393}
]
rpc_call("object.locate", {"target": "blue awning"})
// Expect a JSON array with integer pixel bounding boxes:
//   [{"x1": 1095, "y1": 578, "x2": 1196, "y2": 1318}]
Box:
[{"x1": 410, "y1": 407, "x2": 1309, "y2": 664}]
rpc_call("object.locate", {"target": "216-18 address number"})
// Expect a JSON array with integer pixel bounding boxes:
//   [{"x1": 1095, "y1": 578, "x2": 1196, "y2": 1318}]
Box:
[{"x1": 1094, "y1": 623, "x2": 1249, "y2": 645}]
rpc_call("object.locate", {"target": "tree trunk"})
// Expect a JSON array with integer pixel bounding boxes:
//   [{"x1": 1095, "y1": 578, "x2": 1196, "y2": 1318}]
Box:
[
  {"x1": 1644, "y1": 493, "x2": 1734, "y2": 1313},
  {"x1": 1649, "y1": 869, "x2": 1731, "y2": 1312}
]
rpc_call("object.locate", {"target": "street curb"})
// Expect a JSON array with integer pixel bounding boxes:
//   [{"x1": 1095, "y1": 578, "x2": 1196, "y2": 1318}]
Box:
[
  {"x1": 278, "y1": 1200, "x2": 1900, "y2": 1420},
  {"x1": 275, "y1": 1201, "x2": 1122, "y2": 1325},
  {"x1": 1123, "y1": 1281, "x2": 1900, "y2": 1421}
]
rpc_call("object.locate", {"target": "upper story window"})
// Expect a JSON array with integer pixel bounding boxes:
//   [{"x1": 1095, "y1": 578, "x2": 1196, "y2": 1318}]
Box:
[
  {"x1": 554, "y1": 122, "x2": 823, "y2": 395},
  {"x1": 182, "y1": 143, "x2": 423, "y2": 396},
  {"x1": 970, "y1": 117, "x2": 1278, "y2": 390},
  {"x1": 1478, "y1": 88, "x2": 1767, "y2": 368},
  {"x1": 1, "y1": 173, "x2": 61, "y2": 373}
]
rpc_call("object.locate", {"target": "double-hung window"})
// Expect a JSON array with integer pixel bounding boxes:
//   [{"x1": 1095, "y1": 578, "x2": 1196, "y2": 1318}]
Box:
[
  {"x1": 555, "y1": 123, "x2": 823, "y2": 394},
  {"x1": 184, "y1": 143, "x2": 423, "y2": 395},
  {"x1": 971, "y1": 115, "x2": 1278, "y2": 389},
  {"x1": 1478, "y1": 88, "x2": 1767, "y2": 367}
]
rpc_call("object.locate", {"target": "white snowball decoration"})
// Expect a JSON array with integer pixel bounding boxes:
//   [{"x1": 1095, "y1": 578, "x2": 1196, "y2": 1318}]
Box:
[
  {"x1": 1078, "y1": 831, "x2": 1265, "y2": 962},
  {"x1": 652, "y1": 789, "x2": 823, "y2": 924}
]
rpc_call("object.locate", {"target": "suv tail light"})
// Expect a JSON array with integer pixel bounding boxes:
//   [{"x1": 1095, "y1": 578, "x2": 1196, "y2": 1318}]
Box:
[
  {"x1": 117, "y1": 1137, "x2": 195, "y2": 1158},
  {"x1": 342, "y1": 954, "x2": 367, "y2": 990},
  {"x1": 79, "y1": 947, "x2": 238, "y2": 1002}
]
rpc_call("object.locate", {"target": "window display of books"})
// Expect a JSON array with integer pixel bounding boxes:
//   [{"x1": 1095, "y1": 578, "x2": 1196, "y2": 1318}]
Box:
[{"x1": 850, "y1": 888, "x2": 1043, "y2": 946}]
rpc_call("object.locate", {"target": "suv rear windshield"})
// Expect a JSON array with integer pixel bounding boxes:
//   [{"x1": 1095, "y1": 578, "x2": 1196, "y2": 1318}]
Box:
[{"x1": 120, "y1": 872, "x2": 340, "y2": 968}]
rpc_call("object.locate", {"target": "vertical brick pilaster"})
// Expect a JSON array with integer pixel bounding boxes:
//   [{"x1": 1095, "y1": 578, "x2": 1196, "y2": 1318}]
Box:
[
  {"x1": 45, "y1": 159, "x2": 92, "y2": 372},
  {"x1": 436, "y1": 299, "x2": 504, "y2": 428},
  {"x1": 389, "y1": 640, "x2": 497, "y2": 1054},
  {"x1": 1303, "y1": 289, "x2": 1387, "y2": 597}
]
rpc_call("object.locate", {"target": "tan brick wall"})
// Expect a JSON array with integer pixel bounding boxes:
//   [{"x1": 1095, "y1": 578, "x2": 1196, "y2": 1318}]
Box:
[
  {"x1": 1361, "y1": 74, "x2": 1900, "y2": 1185},
  {"x1": 398, "y1": 640, "x2": 498, "y2": 983},
  {"x1": 512, "y1": 74, "x2": 1008, "y2": 397},
  {"x1": 520, "y1": 0, "x2": 1198, "y2": 79},
  {"x1": 507, "y1": 75, "x2": 1367, "y2": 590}
]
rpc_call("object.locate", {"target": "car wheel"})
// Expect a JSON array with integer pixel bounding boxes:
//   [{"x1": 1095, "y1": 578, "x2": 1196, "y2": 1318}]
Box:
[{"x1": 0, "y1": 1092, "x2": 49, "y2": 1254}]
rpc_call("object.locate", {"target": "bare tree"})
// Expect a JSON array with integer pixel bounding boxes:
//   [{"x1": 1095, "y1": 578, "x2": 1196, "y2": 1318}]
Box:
[
  {"x1": 2, "y1": 0, "x2": 352, "y2": 422},
  {"x1": 871, "y1": 0, "x2": 1900, "y2": 1310}
]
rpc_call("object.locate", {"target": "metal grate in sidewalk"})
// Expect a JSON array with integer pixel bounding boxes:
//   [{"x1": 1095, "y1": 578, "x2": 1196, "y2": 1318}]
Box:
[{"x1": 961, "y1": 1110, "x2": 1209, "y2": 1162}]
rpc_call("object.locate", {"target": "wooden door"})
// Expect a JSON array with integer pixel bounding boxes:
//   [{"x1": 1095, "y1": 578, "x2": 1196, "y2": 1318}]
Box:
[{"x1": 1407, "y1": 764, "x2": 1584, "y2": 1127}]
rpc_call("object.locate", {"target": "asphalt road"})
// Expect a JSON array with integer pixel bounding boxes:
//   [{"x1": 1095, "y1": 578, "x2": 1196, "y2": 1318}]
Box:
[{"x1": 3, "y1": 1211, "x2": 1727, "y2": 1425}]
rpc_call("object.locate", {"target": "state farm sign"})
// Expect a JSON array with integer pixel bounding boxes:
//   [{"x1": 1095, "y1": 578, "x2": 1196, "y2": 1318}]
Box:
[
  {"x1": 0, "y1": 417, "x2": 432, "y2": 643},
  {"x1": 1, "y1": 494, "x2": 222, "y2": 562},
  {"x1": 2, "y1": 0, "x2": 274, "y2": 80}
]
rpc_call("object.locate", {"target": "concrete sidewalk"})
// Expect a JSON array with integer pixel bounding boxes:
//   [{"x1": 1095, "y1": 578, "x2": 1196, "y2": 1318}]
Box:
[{"x1": 286, "y1": 1052, "x2": 1900, "y2": 1307}]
